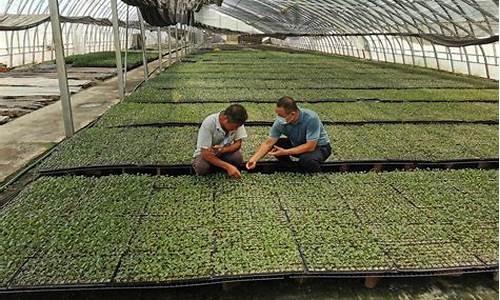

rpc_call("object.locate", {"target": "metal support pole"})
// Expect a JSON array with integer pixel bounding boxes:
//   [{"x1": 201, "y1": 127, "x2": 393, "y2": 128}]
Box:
[
  {"x1": 111, "y1": 0, "x2": 124, "y2": 101},
  {"x1": 192, "y1": 28, "x2": 196, "y2": 47},
  {"x1": 124, "y1": 5, "x2": 129, "y2": 85},
  {"x1": 22, "y1": 29, "x2": 27, "y2": 65},
  {"x1": 48, "y1": 0, "x2": 74, "y2": 137},
  {"x1": 5, "y1": 32, "x2": 11, "y2": 67},
  {"x1": 186, "y1": 25, "x2": 189, "y2": 54},
  {"x1": 394, "y1": 37, "x2": 405, "y2": 64},
  {"x1": 9, "y1": 32, "x2": 14, "y2": 66},
  {"x1": 157, "y1": 27, "x2": 163, "y2": 72},
  {"x1": 175, "y1": 25, "x2": 179, "y2": 61},
  {"x1": 184, "y1": 24, "x2": 188, "y2": 54},
  {"x1": 186, "y1": 25, "x2": 191, "y2": 53},
  {"x1": 168, "y1": 26, "x2": 172, "y2": 65},
  {"x1": 463, "y1": 47, "x2": 472, "y2": 76},
  {"x1": 446, "y1": 46, "x2": 455, "y2": 73},
  {"x1": 187, "y1": 25, "x2": 190, "y2": 53},
  {"x1": 406, "y1": 37, "x2": 416, "y2": 66},
  {"x1": 32, "y1": 27, "x2": 38, "y2": 63},
  {"x1": 137, "y1": 8, "x2": 148, "y2": 81},
  {"x1": 186, "y1": 25, "x2": 190, "y2": 53},
  {"x1": 192, "y1": 27, "x2": 195, "y2": 49},
  {"x1": 98, "y1": 29, "x2": 102, "y2": 52},
  {"x1": 179, "y1": 24, "x2": 183, "y2": 57},
  {"x1": 418, "y1": 38, "x2": 428, "y2": 68},
  {"x1": 182, "y1": 24, "x2": 187, "y2": 56},
  {"x1": 432, "y1": 44, "x2": 441, "y2": 70},
  {"x1": 478, "y1": 45, "x2": 490, "y2": 79}
]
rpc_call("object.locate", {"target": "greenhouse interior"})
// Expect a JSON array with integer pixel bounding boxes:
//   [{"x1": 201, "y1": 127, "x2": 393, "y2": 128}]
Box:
[{"x1": 0, "y1": 0, "x2": 499, "y2": 299}]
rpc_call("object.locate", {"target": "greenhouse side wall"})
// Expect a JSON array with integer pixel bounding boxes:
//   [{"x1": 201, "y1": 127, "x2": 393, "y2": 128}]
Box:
[
  {"x1": 0, "y1": 0, "x2": 165, "y2": 68},
  {"x1": 0, "y1": 23, "x2": 171, "y2": 68},
  {"x1": 271, "y1": 36, "x2": 499, "y2": 80}
]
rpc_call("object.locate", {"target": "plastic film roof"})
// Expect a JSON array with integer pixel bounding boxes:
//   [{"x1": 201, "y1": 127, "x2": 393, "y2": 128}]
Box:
[
  {"x1": 0, "y1": 0, "x2": 498, "y2": 38},
  {"x1": 0, "y1": 14, "x2": 146, "y2": 30},
  {"x1": 207, "y1": 0, "x2": 499, "y2": 37},
  {"x1": 0, "y1": 0, "x2": 221, "y2": 26},
  {"x1": 2, "y1": 0, "x2": 132, "y2": 20}
]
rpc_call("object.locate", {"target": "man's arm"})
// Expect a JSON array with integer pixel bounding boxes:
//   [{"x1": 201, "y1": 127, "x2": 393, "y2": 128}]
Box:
[
  {"x1": 201, "y1": 148, "x2": 241, "y2": 178},
  {"x1": 246, "y1": 137, "x2": 277, "y2": 170},
  {"x1": 214, "y1": 139, "x2": 242, "y2": 155}
]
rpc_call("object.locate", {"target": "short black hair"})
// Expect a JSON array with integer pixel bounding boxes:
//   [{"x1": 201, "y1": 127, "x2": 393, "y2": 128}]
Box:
[
  {"x1": 223, "y1": 104, "x2": 248, "y2": 124},
  {"x1": 277, "y1": 96, "x2": 299, "y2": 113}
]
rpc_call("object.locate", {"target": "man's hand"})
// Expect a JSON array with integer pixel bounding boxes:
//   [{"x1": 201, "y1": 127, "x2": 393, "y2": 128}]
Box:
[
  {"x1": 246, "y1": 159, "x2": 257, "y2": 170},
  {"x1": 269, "y1": 146, "x2": 289, "y2": 157},
  {"x1": 211, "y1": 145, "x2": 224, "y2": 156},
  {"x1": 226, "y1": 164, "x2": 242, "y2": 178}
]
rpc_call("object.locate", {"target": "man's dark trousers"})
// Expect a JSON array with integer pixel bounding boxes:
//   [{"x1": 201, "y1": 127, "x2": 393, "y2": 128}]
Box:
[{"x1": 274, "y1": 138, "x2": 332, "y2": 172}]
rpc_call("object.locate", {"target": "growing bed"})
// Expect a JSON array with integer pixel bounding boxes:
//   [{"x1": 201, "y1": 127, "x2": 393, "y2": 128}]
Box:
[
  {"x1": 96, "y1": 102, "x2": 498, "y2": 127},
  {"x1": 0, "y1": 170, "x2": 497, "y2": 288},
  {"x1": 125, "y1": 86, "x2": 498, "y2": 103},
  {"x1": 38, "y1": 124, "x2": 498, "y2": 171},
  {"x1": 65, "y1": 51, "x2": 160, "y2": 69}
]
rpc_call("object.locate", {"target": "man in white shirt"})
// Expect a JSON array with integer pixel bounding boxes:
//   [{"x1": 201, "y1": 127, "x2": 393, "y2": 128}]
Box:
[{"x1": 192, "y1": 104, "x2": 248, "y2": 178}]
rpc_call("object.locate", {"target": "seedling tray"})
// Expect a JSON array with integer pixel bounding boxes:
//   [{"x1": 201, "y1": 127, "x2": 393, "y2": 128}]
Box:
[{"x1": 2, "y1": 170, "x2": 497, "y2": 294}]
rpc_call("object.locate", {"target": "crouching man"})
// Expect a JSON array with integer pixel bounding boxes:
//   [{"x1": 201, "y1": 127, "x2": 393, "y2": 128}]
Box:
[
  {"x1": 192, "y1": 104, "x2": 248, "y2": 178},
  {"x1": 246, "y1": 96, "x2": 331, "y2": 173}
]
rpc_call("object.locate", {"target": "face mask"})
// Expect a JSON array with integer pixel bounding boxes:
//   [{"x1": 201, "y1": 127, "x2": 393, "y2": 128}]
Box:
[{"x1": 277, "y1": 116, "x2": 288, "y2": 125}]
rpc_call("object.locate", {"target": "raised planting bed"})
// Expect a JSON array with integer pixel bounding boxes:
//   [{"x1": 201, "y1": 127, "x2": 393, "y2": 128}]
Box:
[
  {"x1": 1, "y1": 169, "x2": 497, "y2": 289},
  {"x1": 144, "y1": 78, "x2": 497, "y2": 89},
  {"x1": 161, "y1": 64, "x2": 497, "y2": 85},
  {"x1": 150, "y1": 71, "x2": 499, "y2": 83},
  {"x1": 65, "y1": 51, "x2": 160, "y2": 70},
  {"x1": 96, "y1": 102, "x2": 275, "y2": 127},
  {"x1": 38, "y1": 124, "x2": 498, "y2": 171},
  {"x1": 166, "y1": 53, "x2": 479, "y2": 76},
  {"x1": 149, "y1": 72, "x2": 494, "y2": 81},
  {"x1": 95, "y1": 102, "x2": 499, "y2": 127},
  {"x1": 143, "y1": 70, "x2": 499, "y2": 89},
  {"x1": 124, "y1": 86, "x2": 498, "y2": 103}
]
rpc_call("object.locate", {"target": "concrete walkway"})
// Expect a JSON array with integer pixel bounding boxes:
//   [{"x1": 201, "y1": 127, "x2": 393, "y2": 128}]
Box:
[{"x1": 0, "y1": 53, "x2": 178, "y2": 183}]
